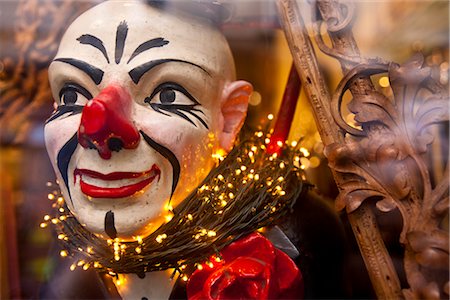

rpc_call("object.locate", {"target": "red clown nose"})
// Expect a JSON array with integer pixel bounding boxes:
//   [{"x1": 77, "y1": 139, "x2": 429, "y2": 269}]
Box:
[{"x1": 78, "y1": 85, "x2": 140, "y2": 159}]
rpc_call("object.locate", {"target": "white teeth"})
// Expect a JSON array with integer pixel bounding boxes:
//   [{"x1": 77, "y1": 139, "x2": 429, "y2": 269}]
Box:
[{"x1": 78, "y1": 170, "x2": 157, "y2": 188}]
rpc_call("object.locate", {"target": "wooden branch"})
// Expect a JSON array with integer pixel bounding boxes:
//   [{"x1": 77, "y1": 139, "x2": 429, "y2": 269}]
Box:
[{"x1": 276, "y1": 1, "x2": 402, "y2": 298}]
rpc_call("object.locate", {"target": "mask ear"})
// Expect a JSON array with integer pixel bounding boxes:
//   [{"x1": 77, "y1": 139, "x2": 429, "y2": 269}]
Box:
[{"x1": 219, "y1": 80, "x2": 253, "y2": 151}]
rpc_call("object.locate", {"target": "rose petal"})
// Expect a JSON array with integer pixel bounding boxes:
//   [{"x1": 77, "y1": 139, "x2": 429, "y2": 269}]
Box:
[
  {"x1": 221, "y1": 233, "x2": 275, "y2": 264},
  {"x1": 274, "y1": 249, "x2": 304, "y2": 298}
]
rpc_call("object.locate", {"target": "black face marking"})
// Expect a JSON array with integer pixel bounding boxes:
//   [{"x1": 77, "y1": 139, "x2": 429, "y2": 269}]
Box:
[
  {"x1": 115, "y1": 21, "x2": 128, "y2": 64},
  {"x1": 145, "y1": 82, "x2": 208, "y2": 129},
  {"x1": 129, "y1": 59, "x2": 210, "y2": 84},
  {"x1": 137, "y1": 272, "x2": 146, "y2": 279},
  {"x1": 105, "y1": 211, "x2": 117, "y2": 239},
  {"x1": 54, "y1": 58, "x2": 104, "y2": 85},
  {"x1": 46, "y1": 83, "x2": 93, "y2": 124},
  {"x1": 142, "y1": 298, "x2": 148, "y2": 300},
  {"x1": 56, "y1": 133, "x2": 78, "y2": 207},
  {"x1": 46, "y1": 105, "x2": 84, "y2": 124},
  {"x1": 140, "y1": 131, "x2": 180, "y2": 197},
  {"x1": 127, "y1": 37, "x2": 169, "y2": 64},
  {"x1": 77, "y1": 34, "x2": 110, "y2": 63}
]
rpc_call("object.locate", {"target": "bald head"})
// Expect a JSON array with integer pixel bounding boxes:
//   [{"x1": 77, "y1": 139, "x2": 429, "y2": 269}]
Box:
[{"x1": 53, "y1": 0, "x2": 236, "y2": 84}]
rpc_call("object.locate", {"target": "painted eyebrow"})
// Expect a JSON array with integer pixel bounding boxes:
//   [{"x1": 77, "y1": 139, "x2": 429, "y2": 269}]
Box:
[
  {"x1": 53, "y1": 58, "x2": 104, "y2": 85},
  {"x1": 76, "y1": 34, "x2": 110, "y2": 63},
  {"x1": 128, "y1": 59, "x2": 210, "y2": 84},
  {"x1": 127, "y1": 37, "x2": 169, "y2": 64}
]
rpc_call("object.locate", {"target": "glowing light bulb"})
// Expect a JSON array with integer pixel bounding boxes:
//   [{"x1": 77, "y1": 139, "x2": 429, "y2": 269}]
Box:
[{"x1": 60, "y1": 250, "x2": 68, "y2": 257}]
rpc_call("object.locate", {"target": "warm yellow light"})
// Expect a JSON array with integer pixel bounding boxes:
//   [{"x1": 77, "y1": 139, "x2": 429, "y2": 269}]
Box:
[
  {"x1": 277, "y1": 141, "x2": 283, "y2": 147},
  {"x1": 309, "y1": 156, "x2": 321, "y2": 168},
  {"x1": 44, "y1": 215, "x2": 51, "y2": 221},
  {"x1": 379, "y1": 76, "x2": 390, "y2": 88},
  {"x1": 83, "y1": 264, "x2": 90, "y2": 270},
  {"x1": 135, "y1": 247, "x2": 142, "y2": 254},
  {"x1": 267, "y1": 114, "x2": 274, "y2": 120},
  {"x1": 300, "y1": 147, "x2": 310, "y2": 157},
  {"x1": 207, "y1": 230, "x2": 216, "y2": 237},
  {"x1": 156, "y1": 233, "x2": 168, "y2": 243},
  {"x1": 51, "y1": 218, "x2": 59, "y2": 224},
  {"x1": 208, "y1": 262, "x2": 214, "y2": 268},
  {"x1": 235, "y1": 169, "x2": 241, "y2": 175},
  {"x1": 240, "y1": 165, "x2": 247, "y2": 171},
  {"x1": 291, "y1": 141, "x2": 298, "y2": 147},
  {"x1": 48, "y1": 194, "x2": 55, "y2": 200},
  {"x1": 87, "y1": 247, "x2": 93, "y2": 254},
  {"x1": 77, "y1": 260, "x2": 85, "y2": 266},
  {"x1": 187, "y1": 214, "x2": 193, "y2": 221},
  {"x1": 40, "y1": 222, "x2": 47, "y2": 228},
  {"x1": 279, "y1": 162, "x2": 285, "y2": 169},
  {"x1": 58, "y1": 234, "x2": 66, "y2": 240},
  {"x1": 300, "y1": 157, "x2": 311, "y2": 169},
  {"x1": 277, "y1": 176, "x2": 284, "y2": 182},
  {"x1": 221, "y1": 200, "x2": 227, "y2": 206},
  {"x1": 254, "y1": 174, "x2": 260, "y2": 181},
  {"x1": 228, "y1": 192, "x2": 234, "y2": 199},
  {"x1": 60, "y1": 250, "x2": 68, "y2": 257},
  {"x1": 280, "y1": 191, "x2": 286, "y2": 196},
  {"x1": 217, "y1": 174, "x2": 224, "y2": 181},
  {"x1": 94, "y1": 262, "x2": 100, "y2": 268},
  {"x1": 70, "y1": 264, "x2": 76, "y2": 271},
  {"x1": 165, "y1": 214, "x2": 173, "y2": 222},
  {"x1": 215, "y1": 257, "x2": 221, "y2": 262},
  {"x1": 265, "y1": 138, "x2": 271, "y2": 144},
  {"x1": 182, "y1": 275, "x2": 189, "y2": 281},
  {"x1": 197, "y1": 264, "x2": 203, "y2": 270}
]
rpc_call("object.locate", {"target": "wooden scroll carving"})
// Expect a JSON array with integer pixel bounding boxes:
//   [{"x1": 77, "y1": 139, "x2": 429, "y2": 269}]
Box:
[{"x1": 277, "y1": 0, "x2": 449, "y2": 299}]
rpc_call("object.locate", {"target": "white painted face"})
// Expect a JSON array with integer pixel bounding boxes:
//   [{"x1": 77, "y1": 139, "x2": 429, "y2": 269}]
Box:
[{"x1": 45, "y1": 0, "x2": 252, "y2": 241}]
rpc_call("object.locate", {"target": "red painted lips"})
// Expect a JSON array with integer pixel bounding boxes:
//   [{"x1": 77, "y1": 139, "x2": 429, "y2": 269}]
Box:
[{"x1": 74, "y1": 165, "x2": 160, "y2": 198}]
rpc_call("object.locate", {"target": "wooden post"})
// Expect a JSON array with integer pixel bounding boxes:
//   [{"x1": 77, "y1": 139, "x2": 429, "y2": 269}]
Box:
[{"x1": 276, "y1": 1, "x2": 402, "y2": 298}]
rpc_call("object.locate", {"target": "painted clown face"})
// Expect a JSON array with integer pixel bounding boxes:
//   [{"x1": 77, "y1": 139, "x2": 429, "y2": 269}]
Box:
[{"x1": 45, "y1": 1, "x2": 252, "y2": 240}]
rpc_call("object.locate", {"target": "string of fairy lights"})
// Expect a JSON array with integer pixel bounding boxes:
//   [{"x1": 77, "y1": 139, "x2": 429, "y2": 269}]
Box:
[{"x1": 41, "y1": 117, "x2": 313, "y2": 281}]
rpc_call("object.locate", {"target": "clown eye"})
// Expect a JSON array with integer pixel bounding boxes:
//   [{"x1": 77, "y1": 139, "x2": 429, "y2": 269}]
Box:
[
  {"x1": 145, "y1": 82, "x2": 209, "y2": 129},
  {"x1": 160, "y1": 88, "x2": 176, "y2": 104},
  {"x1": 59, "y1": 83, "x2": 93, "y2": 106},
  {"x1": 145, "y1": 82, "x2": 198, "y2": 106}
]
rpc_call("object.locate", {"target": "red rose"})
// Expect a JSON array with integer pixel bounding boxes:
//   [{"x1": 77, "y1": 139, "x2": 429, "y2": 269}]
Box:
[{"x1": 187, "y1": 232, "x2": 304, "y2": 300}]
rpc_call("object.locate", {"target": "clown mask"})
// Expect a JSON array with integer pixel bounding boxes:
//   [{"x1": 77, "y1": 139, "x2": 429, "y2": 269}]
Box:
[{"x1": 45, "y1": 0, "x2": 252, "y2": 241}]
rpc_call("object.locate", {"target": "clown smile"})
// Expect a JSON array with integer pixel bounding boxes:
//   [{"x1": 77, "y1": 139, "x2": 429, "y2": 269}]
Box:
[{"x1": 74, "y1": 165, "x2": 161, "y2": 198}]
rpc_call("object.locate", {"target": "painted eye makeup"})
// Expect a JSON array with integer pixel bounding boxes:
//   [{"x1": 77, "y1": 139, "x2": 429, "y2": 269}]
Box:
[
  {"x1": 59, "y1": 83, "x2": 93, "y2": 106},
  {"x1": 45, "y1": 83, "x2": 92, "y2": 124},
  {"x1": 144, "y1": 82, "x2": 209, "y2": 129}
]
